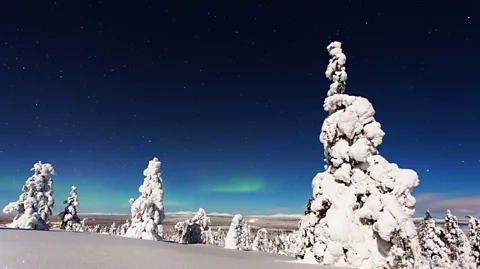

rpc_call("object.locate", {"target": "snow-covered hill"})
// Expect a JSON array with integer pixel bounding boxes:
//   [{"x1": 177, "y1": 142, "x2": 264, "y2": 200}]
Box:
[{"x1": 0, "y1": 229, "x2": 344, "y2": 269}]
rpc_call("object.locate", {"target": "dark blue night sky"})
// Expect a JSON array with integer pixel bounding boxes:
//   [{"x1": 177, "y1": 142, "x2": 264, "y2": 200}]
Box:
[{"x1": 0, "y1": 0, "x2": 478, "y2": 216}]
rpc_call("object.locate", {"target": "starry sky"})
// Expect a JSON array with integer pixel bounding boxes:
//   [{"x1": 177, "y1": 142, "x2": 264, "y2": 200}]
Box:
[{"x1": 0, "y1": 0, "x2": 478, "y2": 217}]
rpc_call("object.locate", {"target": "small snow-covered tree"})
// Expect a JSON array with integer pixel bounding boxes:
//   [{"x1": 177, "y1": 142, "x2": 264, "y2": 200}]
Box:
[
  {"x1": 252, "y1": 228, "x2": 272, "y2": 252},
  {"x1": 417, "y1": 210, "x2": 451, "y2": 268},
  {"x1": 444, "y1": 210, "x2": 474, "y2": 268},
  {"x1": 225, "y1": 214, "x2": 250, "y2": 250},
  {"x1": 125, "y1": 157, "x2": 165, "y2": 241},
  {"x1": 273, "y1": 231, "x2": 298, "y2": 256},
  {"x1": 174, "y1": 220, "x2": 191, "y2": 244},
  {"x1": 109, "y1": 222, "x2": 118, "y2": 235},
  {"x1": 119, "y1": 219, "x2": 130, "y2": 235},
  {"x1": 467, "y1": 216, "x2": 480, "y2": 267},
  {"x1": 3, "y1": 161, "x2": 56, "y2": 230},
  {"x1": 191, "y1": 208, "x2": 212, "y2": 244},
  {"x1": 80, "y1": 218, "x2": 88, "y2": 232},
  {"x1": 212, "y1": 227, "x2": 226, "y2": 247},
  {"x1": 59, "y1": 186, "x2": 80, "y2": 230},
  {"x1": 295, "y1": 41, "x2": 422, "y2": 269},
  {"x1": 174, "y1": 208, "x2": 213, "y2": 244}
]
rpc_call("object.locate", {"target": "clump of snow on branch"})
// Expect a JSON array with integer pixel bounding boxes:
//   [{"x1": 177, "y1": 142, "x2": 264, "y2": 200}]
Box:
[
  {"x1": 59, "y1": 185, "x2": 80, "y2": 230},
  {"x1": 125, "y1": 157, "x2": 165, "y2": 241},
  {"x1": 295, "y1": 41, "x2": 422, "y2": 269},
  {"x1": 417, "y1": 210, "x2": 451, "y2": 268},
  {"x1": 224, "y1": 214, "x2": 251, "y2": 250},
  {"x1": 444, "y1": 210, "x2": 475, "y2": 268},
  {"x1": 3, "y1": 161, "x2": 56, "y2": 230}
]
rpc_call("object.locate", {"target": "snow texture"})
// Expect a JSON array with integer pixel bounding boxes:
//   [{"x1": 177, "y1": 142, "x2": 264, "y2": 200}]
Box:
[
  {"x1": 225, "y1": 214, "x2": 251, "y2": 250},
  {"x1": 125, "y1": 157, "x2": 165, "y2": 241},
  {"x1": 0, "y1": 228, "x2": 335, "y2": 269},
  {"x1": 295, "y1": 41, "x2": 422, "y2": 269},
  {"x1": 58, "y1": 185, "x2": 80, "y2": 230},
  {"x1": 2, "y1": 161, "x2": 56, "y2": 230},
  {"x1": 444, "y1": 210, "x2": 474, "y2": 268},
  {"x1": 417, "y1": 210, "x2": 451, "y2": 268}
]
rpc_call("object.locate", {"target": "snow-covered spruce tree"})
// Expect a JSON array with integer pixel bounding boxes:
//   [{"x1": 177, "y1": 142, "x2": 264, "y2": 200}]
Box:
[
  {"x1": 295, "y1": 41, "x2": 422, "y2": 269},
  {"x1": 252, "y1": 228, "x2": 273, "y2": 252},
  {"x1": 173, "y1": 208, "x2": 213, "y2": 244},
  {"x1": 125, "y1": 157, "x2": 165, "y2": 241},
  {"x1": 174, "y1": 220, "x2": 191, "y2": 244},
  {"x1": 273, "y1": 231, "x2": 298, "y2": 256},
  {"x1": 59, "y1": 185, "x2": 80, "y2": 230},
  {"x1": 225, "y1": 214, "x2": 251, "y2": 250},
  {"x1": 192, "y1": 208, "x2": 213, "y2": 244},
  {"x1": 417, "y1": 210, "x2": 451, "y2": 268},
  {"x1": 80, "y1": 218, "x2": 88, "y2": 232},
  {"x1": 109, "y1": 222, "x2": 118, "y2": 235},
  {"x1": 467, "y1": 216, "x2": 480, "y2": 267},
  {"x1": 3, "y1": 161, "x2": 56, "y2": 230},
  {"x1": 213, "y1": 227, "x2": 226, "y2": 247},
  {"x1": 444, "y1": 210, "x2": 474, "y2": 268},
  {"x1": 119, "y1": 219, "x2": 130, "y2": 235}
]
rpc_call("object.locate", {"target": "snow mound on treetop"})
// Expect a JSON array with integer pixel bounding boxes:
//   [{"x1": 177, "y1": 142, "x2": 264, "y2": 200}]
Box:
[{"x1": 0, "y1": 229, "x2": 334, "y2": 269}]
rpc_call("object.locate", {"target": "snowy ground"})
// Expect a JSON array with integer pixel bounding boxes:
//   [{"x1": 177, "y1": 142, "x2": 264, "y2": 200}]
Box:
[{"x1": 0, "y1": 228, "x2": 344, "y2": 269}]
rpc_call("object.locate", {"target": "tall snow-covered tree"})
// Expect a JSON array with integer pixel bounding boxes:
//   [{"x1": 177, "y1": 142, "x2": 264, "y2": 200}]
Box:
[
  {"x1": 467, "y1": 216, "x2": 480, "y2": 267},
  {"x1": 125, "y1": 157, "x2": 165, "y2": 241},
  {"x1": 417, "y1": 210, "x2": 451, "y2": 268},
  {"x1": 59, "y1": 185, "x2": 80, "y2": 230},
  {"x1": 252, "y1": 228, "x2": 272, "y2": 252},
  {"x1": 3, "y1": 161, "x2": 56, "y2": 230},
  {"x1": 295, "y1": 41, "x2": 422, "y2": 269},
  {"x1": 224, "y1": 214, "x2": 250, "y2": 250},
  {"x1": 444, "y1": 210, "x2": 474, "y2": 268}
]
